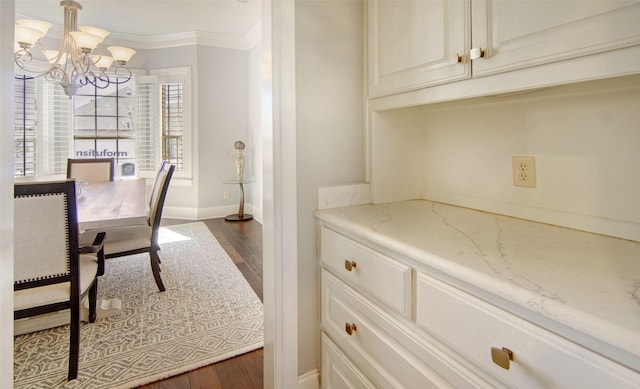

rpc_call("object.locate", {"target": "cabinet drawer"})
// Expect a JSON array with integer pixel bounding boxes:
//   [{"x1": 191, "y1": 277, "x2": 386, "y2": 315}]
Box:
[
  {"x1": 416, "y1": 272, "x2": 640, "y2": 388},
  {"x1": 322, "y1": 269, "x2": 488, "y2": 389},
  {"x1": 322, "y1": 333, "x2": 376, "y2": 389},
  {"x1": 320, "y1": 227, "x2": 411, "y2": 317}
]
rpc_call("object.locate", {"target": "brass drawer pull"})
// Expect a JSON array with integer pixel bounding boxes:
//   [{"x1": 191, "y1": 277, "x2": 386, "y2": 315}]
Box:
[
  {"x1": 345, "y1": 322, "x2": 357, "y2": 336},
  {"x1": 344, "y1": 260, "x2": 357, "y2": 272},
  {"x1": 491, "y1": 347, "x2": 514, "y2": 370}
]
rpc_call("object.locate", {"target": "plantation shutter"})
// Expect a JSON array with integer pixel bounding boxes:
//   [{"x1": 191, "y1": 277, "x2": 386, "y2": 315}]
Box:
[
  {"x1": 13, "y1": 77, "x2": 71, "y2": 177},
  {"x1": 161, "y1": 82, "x2": 184, "y2": 171},
  {"x1": 39, "y1": 79, "x2": 72, "y2": 176},
  {"x1": 136, "y1": 75, "x2": 159, "y2": 174},
  {"x1": 14, "y1": 76, "x2": 37, "y2": 177}
]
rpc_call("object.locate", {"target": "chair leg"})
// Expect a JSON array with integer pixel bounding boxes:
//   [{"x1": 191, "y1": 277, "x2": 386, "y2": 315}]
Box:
[
  {"x1": 88, "y1": 280, "x2": 98, "y2": 323},
  {"x1": 150, "y1": 249, "x2": 166, "y2": 292},
  {"x1": 68, "y1": 305, "x2": 80, "y2": 380}
]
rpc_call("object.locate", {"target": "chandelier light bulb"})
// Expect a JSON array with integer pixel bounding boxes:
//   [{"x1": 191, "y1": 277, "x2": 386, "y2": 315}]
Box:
[
  {"x1": 16, "y1": 19, "x2": 52, "y2": 36},
  {"x1": 78, "y1": 26, "x2": 110, "y2": 43},
  {"x1": 15, "y1": 24, "x2": 45, "y2": 48},
  {"x1": 108, "y1": 46, "x2": 136, "y2": 65},
  {"x1": 44, "y1": 50, "x2": 68, "y2": 65},
  {"x1": 91, "y1": 55, "x2": 115, "y2": 71},
  {"x1": 69, "y1": 31, "x2": 101, "y2": 52}
]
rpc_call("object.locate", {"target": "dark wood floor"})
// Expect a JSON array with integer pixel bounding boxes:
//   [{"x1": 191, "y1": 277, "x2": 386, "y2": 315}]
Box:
[{"x1": 137, "y1": 218, "x2": 263, "y2": 389}]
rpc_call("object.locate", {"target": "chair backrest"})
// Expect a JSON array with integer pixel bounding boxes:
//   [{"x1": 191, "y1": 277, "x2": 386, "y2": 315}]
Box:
[
  {"x1": 67, "y1": 158, "x2": 115, "y2": 182},
  {"x1": 149, "y1": 160, "x2": 169, "y2": 209},
  {"x1": 14, "y1": 181, "x2": 80, "y2": 293},
  {"x1": 149, "y1": 161, "x2": 175, "y2": 242}
]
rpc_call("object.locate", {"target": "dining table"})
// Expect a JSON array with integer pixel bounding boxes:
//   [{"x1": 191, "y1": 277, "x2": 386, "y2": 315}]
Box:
[{"x1": 77, "y1": 178, "x2": 148, "y2": 230}]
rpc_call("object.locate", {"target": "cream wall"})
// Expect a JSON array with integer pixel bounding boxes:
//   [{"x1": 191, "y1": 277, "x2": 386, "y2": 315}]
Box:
[
  {"x1": 371, "y1": 75, "x2": 640, "y2": 242},
  {"x1": 295, "y1": 0, "x2": 365, "y2": 375}
]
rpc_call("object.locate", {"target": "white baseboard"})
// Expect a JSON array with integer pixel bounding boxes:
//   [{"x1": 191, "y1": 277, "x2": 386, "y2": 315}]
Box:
[
  {"x1": 163, "y1": 203, "x2": 262, "y2": 224},
  {"x1": 298, "y1": 369, "x2": 319, "y2": 389}
]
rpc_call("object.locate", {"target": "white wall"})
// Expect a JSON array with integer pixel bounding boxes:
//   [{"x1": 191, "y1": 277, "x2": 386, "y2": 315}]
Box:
[
  {"x1": 249, "y1": 42, "x2": 263, "y2": 222},
  {"x1": 145, "y1": 45, "x2": 254, "y2": 220},
  {"x1": 0, "y1": 2, "x2": 15, "y2": 386},
  {"x1": 371, "y1": 74, "x2": 640, "y2": 241},
  {"x1": 196, "y1": 45, "x2": 251, "y2": 215},
  {"x1": 295, "y1": 0, "x2": 365, "y2": 375}
]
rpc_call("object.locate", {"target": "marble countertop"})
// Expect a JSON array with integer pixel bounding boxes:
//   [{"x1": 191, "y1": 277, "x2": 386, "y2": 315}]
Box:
[{"x1": 314, "y1": 199, "x2": 640, "y2": 371}]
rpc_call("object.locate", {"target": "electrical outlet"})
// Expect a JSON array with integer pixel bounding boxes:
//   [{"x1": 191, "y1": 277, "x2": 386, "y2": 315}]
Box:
[
  {"x1": 224, "y1": 191, "x2": 231, "y2": 199},
  {"x1": 512, "y1": 156, "x2": 537, "y2": 188}
]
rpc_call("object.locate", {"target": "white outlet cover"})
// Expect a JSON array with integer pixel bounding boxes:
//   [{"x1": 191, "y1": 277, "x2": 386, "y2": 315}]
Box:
[{"x1": 512, "y1": 156, "x2": 537, "y2": 188}]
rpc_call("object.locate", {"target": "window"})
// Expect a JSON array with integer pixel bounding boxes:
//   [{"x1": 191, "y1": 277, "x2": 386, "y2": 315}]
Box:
[
  {"x1": 149, "y1": 67, "x2": 192, "y2": 179},
  {"x1": 13, "y1": 76, "x2": 37, "y2": 177},
  {"x1": 161, "y1": 82, "x2": 184, "y2": 171},
  {"x1": 12, "y1": 67, "x2": 191, "y2": 180},
  {"x1": 13, "y1": 75, "x2": 71, "y2": 178},
  {"x1": 73, "y1": 80, "x2": 137, "y2": 176}
]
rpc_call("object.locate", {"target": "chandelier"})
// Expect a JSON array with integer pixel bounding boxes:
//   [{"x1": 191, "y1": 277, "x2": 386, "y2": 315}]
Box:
[{"x1": 14, "y1": 0, "x2": 136, "y2": 97}]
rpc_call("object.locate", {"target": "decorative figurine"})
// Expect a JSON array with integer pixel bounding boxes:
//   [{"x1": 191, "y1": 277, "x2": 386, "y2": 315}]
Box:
[{"x1": 233, "y1": 140, "x2": 245, "y2": 182}]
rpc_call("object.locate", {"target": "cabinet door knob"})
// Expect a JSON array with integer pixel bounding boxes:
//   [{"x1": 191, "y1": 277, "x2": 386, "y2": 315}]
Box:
[
  {"x1": 470, "y1": 47, "x2": 485, "y2": 60},
  {"x1": 345, "y1": 322, "x2": 357, "y2": 336},
  {"x1": 344, "y1": 260, "x2": 357, "y2": 272},
  {"x1": 456, "y1": 53, "x2": 464, "y2": 63},
  {"x1": 491, "y1": 347, "x2": 514, "y2": 370}
]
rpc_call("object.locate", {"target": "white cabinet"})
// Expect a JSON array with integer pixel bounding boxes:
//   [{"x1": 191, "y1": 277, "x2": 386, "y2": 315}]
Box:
[
  {"x1": 470, "y1": 0, "x2": 640, "y2": 77},
  {"x1": 320, "y1": 227, "x2": 411, "y2": 317},
  {"x1": 368, "y1": 0, "x2": 469, "y2": 96},
  {"x1": 368, "y1": 0, "x2": 640, "y2": 98},
  {"x1": 416, "y1": 272, "x2": 640, "y2": 389},
  {"x1": 322, "y1": 334, "x2": 376, "y2": 389},
  {"x1": 318, "y1": 225, "x2": 640, "y2": 388}
]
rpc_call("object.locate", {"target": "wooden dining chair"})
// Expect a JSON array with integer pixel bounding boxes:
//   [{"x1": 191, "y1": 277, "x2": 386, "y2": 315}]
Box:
[
  {"x1": 14, "y1": 180, "x2": 105, "y2": 381},
  {"x1": 80, "y1": 161, "x2": 175, "y2": 292},
  {"x1": 67, "y1": 158, "x2": 115, "y2": 182}
]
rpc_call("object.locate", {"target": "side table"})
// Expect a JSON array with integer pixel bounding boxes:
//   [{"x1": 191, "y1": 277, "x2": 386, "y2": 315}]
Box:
[{"x1": 224, "y1": 179, "x2": 254, "y2": 221}]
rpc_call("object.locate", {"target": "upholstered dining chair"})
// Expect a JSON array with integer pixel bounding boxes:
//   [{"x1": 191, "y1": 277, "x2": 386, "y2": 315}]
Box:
[
  {"x1": 80, "y1": 161, "x2": 175, "y2": 292},
  {"x1": 67, "y1": 158, "x2": 115, "y2": 182},
  {"x1": 14, "y1": 180, "x2": 105, "y2": 381}
]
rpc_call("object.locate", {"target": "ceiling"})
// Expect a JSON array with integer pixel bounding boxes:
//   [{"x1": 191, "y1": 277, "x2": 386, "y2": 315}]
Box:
[{"x1": 15, "y1": 0, "x2": 261, "y2": 39}]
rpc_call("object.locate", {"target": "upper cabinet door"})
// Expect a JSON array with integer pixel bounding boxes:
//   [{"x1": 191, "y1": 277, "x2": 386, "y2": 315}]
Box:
[
  {"x1": 470, "y1": 0, "x2": 640, "y2": 77},
  {"x1": 368, "y1": 0, "x2": 469, "y2": 97}
]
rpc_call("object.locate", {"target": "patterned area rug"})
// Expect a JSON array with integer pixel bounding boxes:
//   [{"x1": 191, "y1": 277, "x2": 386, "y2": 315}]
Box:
[{"x1": 14, "y1": 222, "x2": 264, "y2": 388}]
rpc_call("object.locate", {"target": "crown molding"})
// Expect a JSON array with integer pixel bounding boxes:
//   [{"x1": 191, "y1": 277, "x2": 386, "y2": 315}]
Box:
[
  {"x1": 15, "y1": 13, "x2": 261, "y2": 51},
  {"x1": 103, "y1": 26, "x2": 261, "y2": 51}
]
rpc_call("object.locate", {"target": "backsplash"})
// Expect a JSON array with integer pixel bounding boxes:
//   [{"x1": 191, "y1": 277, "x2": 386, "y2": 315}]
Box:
[{"x1": 370, "y1": 75, "x2": 640, "y2": 241}]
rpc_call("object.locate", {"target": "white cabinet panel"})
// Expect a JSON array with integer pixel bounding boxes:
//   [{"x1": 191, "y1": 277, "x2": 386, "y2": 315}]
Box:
[
  {"x1": 320, "y1": 227, "x2": 411, "y2": 317},
  {"x1": 322, "y1": 334, "x2": 376, "y2": 389},
  {"x1": 368, "y1": 0, "x2": 469, "y2": 96},
  {"x1": 471, "y1": 0, "x2": 640, "y2": 77},
  {"x1": 416, "y1": 272, "x2": 640, "y2": 388},
  {"x1": 322, "y1": 270, "x2": 462, "y2": 389}
]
